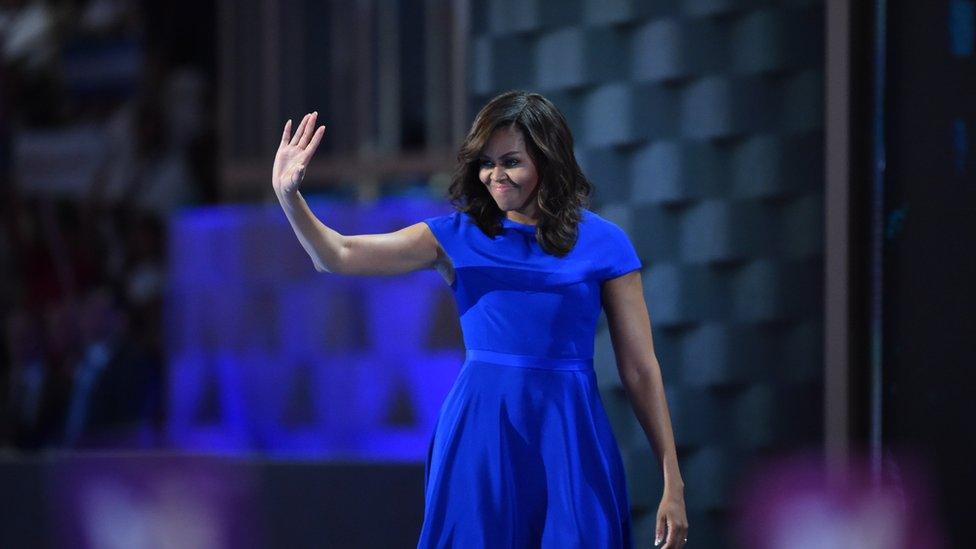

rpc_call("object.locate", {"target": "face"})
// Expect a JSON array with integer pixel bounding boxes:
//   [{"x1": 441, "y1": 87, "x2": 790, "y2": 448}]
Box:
[{"x1": 478, "y1": 125, "x2": 540, "y2": 219}]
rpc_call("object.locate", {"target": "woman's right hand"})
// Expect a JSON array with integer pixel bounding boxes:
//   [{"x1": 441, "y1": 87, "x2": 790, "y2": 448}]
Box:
[{"x1": 272, "y1": 111, "x2": 326, "y2": 197}]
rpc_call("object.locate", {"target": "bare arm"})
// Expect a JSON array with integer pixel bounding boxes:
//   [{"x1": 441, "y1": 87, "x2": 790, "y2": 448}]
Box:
[
  {"x1": 272, "y1": 112, "x2": 445, "y2": 277},
  {"x1": 601, "y1": 270, "x2": 688, "y2": 547}
]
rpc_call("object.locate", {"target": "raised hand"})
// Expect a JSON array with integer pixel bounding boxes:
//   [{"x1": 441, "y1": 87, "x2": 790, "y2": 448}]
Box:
[{"x1": 272, "y1": 112, "x2": 326, "y2": 196}]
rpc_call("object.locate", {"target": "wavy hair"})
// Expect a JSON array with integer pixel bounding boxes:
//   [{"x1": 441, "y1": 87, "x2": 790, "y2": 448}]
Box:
[{"x1": 444, "y1": 90, "x2": 592, "y2": 256}]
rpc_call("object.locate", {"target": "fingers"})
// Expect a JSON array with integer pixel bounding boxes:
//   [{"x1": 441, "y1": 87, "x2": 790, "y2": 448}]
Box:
[
  {"x1": 290, "y1": 113, "x2": 311, "y2": 146},
  {"x1": 285, "y1": 112, "x2": 323, "y2": 157},
  {"x1": 303, "y1": 125, "x2": 326, "y2": 161},
  {"x1": 280, "y1": 118, "x2": 292, "y2": 145},
  {"x1": 298, "y1": 111, "x2": 318, "y2": 148},
  {"x1": 661, "y1": 516, "x2": 688, "y2": 548}
]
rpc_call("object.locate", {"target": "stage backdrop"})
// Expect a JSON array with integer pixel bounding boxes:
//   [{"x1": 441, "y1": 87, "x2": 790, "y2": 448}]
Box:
[{"x1": 164, "y1": 196, "x2": 463, "y2": 459}]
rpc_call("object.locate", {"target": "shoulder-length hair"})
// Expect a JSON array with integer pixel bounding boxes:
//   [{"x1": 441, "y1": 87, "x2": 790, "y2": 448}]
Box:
[{"x1": 444, "y1": 90, "x2": 592, "y2": 257}]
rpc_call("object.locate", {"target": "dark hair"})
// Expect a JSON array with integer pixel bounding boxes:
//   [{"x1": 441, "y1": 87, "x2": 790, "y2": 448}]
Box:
[{"x1": 445, "y1": 90, "x2": 592, "y2": 256}]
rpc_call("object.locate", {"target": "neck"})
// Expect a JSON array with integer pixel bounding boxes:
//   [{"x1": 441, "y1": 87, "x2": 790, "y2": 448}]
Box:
[
  {"x1": 506, "y1": 210, "x2": 538, "y2": 225},
  {"x1": 506, "y1": 200, "x2": 540, "y2": 225}
]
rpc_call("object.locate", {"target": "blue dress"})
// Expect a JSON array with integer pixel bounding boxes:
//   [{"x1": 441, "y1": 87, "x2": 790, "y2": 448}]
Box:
[{"x1": 418, "y1": 208, "x2": 643, "y2": 548}]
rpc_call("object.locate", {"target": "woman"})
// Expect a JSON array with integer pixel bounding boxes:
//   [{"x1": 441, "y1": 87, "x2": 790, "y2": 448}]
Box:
[{"x1": 272, "y1": 91, "x2": 688, "y2": 548}]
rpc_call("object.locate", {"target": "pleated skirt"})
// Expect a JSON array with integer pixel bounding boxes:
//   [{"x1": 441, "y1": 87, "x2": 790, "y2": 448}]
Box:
[{"x1": 417, "y1": 349, "x2": 633, "y2": 549}]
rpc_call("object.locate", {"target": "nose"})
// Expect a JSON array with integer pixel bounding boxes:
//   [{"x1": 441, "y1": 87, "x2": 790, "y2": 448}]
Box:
[{"x1": 491, "y1": 165, "x2": 507, "y2": 182}]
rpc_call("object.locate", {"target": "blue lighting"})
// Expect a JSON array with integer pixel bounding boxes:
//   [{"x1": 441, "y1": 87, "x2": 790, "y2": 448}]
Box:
[
  {"x1": 164, "y1": 197, "x2": 462, "y2": 460},
  {"x1": 950, "y1": 0, "x2": 975, "y2": 57}
]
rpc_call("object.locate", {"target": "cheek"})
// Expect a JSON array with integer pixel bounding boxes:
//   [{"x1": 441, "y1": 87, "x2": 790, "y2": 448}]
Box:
[{"x1": 514, "y1": 167, "x2": 538, "y2": 187}]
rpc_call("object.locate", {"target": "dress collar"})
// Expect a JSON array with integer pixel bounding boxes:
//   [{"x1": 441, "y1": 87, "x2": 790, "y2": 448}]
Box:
[{"x1": 501, "y1": 216, "x2": 538, "y2": 233}]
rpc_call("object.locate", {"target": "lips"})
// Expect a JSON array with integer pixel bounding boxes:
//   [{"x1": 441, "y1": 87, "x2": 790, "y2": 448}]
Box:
[{"x1": 493, "y1": 183, "x2": 517, "y2": 192}]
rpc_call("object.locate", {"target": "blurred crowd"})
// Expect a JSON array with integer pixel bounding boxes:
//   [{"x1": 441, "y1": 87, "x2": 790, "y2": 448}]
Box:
[
  {"x1": 0, "y1": 0, "x2": 215, "y2": 451},
  {"x1": 1, "y1": 198, "x2": 166, "y2": 449}
]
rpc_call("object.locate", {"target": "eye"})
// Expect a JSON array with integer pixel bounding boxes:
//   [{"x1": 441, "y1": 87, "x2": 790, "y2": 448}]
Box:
[
  {"x1": 504, "y1": 158, "x2": 519, "y2": 167},
  {"x1": 479, "y1": 159, "x2": 493, "y2": 168}
]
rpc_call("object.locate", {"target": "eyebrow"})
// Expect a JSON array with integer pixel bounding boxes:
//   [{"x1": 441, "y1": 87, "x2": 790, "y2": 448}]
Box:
[{"x1": 478, "y1": 150, "x2": 521, "y2": 160}]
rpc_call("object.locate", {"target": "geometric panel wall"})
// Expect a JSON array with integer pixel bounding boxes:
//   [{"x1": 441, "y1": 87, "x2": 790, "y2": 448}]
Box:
[{"x1": 470, "y1": 0, "x2": 824, "y2": 544}]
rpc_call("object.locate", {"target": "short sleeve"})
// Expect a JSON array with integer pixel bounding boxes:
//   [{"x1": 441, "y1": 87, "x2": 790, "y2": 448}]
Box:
[{"x1": 599, "y1": 223, "x2": 642, "y2": 281}]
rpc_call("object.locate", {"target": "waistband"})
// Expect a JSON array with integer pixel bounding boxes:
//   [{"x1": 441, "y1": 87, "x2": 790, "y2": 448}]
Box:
[{"x1": 464, "y1": 349, "x2": 593, "y2": 371}]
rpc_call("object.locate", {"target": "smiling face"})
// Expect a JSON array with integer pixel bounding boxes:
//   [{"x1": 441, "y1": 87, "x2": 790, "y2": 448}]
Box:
[{"x1": 478, "y1": 125, "x2": 541, "y2": 223}]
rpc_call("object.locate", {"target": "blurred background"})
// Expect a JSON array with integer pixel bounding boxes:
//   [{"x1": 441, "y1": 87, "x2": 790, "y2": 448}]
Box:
[{"x1": 0, "y1": 0, "x2": 972, "y2": 548}]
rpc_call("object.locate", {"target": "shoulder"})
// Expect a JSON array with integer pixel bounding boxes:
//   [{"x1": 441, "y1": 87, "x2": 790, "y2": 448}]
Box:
[
  {"x1": 422, "y1": 209, "x2": 465, "y2": 232},
  {"x1": 580, "y1": 208, "x2": 630, "y2": 240},
  {"x1": 579, "y1": 208, "x2": 642, "y2": 280},
  {"x1": 422, "y1": 209, "x2": 476, "y2": 254},
  {"x1": 581, "y1": 207, "x2": 613, "y2": 228},
  {"x1": 423, "y1": 209, "x2": 462, "y2": 224}
]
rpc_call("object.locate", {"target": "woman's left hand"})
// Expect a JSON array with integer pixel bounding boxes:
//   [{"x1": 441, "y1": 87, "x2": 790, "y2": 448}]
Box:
[{"x1": 655, "y1": 489, "x2": 688, "y2": 547}]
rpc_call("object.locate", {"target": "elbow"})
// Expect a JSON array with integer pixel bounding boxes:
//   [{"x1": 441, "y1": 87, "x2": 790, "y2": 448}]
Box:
[
  {"x1": 620, "y1": 366, "x2": 644, "y2": 388},
  {"x1": 314, "y1": 260, "x2": 341, "y2": 274},
  {"x1": 314, "y1": 246, "x2": 346, "y2": 274},
  {"x1": 312, "y1": 235, "x2": 349, "y2": 274},
  {"x1": 619, "y1": 358, "x2": 659, "y2": 387}
]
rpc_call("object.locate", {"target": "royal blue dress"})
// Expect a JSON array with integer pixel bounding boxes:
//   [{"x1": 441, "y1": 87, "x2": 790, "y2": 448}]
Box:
[{"x1": 418, "y1": 208, "x2": 643, "y2": 548}]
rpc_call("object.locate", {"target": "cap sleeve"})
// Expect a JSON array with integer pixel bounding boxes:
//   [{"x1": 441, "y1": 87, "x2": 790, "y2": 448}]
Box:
[
  {"x1": 422, "y1": 211, "x2": 461, "y2": 262},
  {"x1": 598, "y1": 223, "x2": 642, "y2": 281}
]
